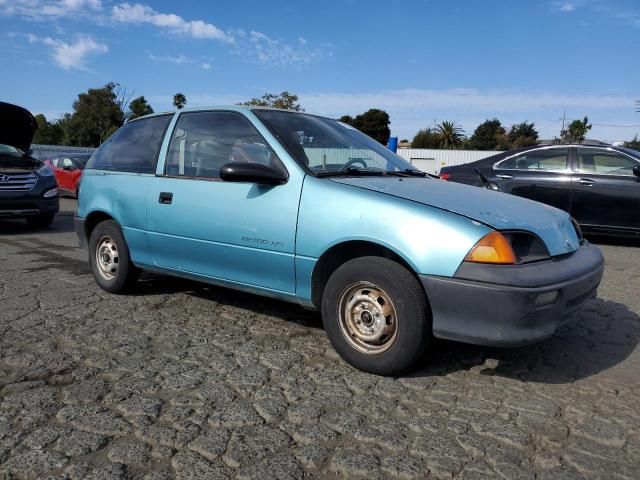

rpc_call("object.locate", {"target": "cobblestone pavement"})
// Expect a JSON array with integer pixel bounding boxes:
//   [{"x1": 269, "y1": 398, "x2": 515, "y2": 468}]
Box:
[{"x1": 1, "y1": 207, "x2": 639, "y2": 479}]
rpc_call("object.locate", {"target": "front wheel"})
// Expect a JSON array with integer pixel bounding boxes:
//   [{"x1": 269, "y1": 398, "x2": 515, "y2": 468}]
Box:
[
  {"x1": 89, "y1": 220, "x2": 140, "y2": 293},
  {"x1": 321, "y1": 256, "x2": 431, "y2": 376}
]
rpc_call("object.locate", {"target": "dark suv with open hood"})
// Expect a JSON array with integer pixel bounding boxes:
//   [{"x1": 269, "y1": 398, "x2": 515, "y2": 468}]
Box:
[{"x1": 0, "y1": 102, "x2": 59, "y2": 227}]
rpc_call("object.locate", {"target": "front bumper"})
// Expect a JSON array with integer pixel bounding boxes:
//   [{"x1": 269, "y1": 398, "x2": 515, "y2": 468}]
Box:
[
  {"x1": 0, "y1": 196, "x2": 58, "y2": 218},
  {"x1": 74, "y1": 216, "x2": 88, "y2": 248},
  {"x1": 420, "y1": 242, "x2": 604, "y2": 347}
]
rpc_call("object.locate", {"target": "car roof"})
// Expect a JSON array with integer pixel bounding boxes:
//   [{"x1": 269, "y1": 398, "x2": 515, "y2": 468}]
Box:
[
  {"x1": 127, "y1": 106, "x2": 308, "y2": 123},
  {"x1": 467, "y1": 143, "x2": 638, "y2": 167}
]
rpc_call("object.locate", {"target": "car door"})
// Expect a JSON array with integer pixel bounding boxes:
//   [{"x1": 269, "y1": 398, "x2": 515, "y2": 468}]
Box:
[
  {"x1": 146, "y1": 110, "x2": 302, "y2": 294},
  {"x1": 490, "y1": 146, "x2": 572, "y2": 212},
  {"x1": 570, "y1": 147, "x2": 640, "y2": 233},
  {"x1": 58, "y1": 157, "x2": 75, "y2": 193}
]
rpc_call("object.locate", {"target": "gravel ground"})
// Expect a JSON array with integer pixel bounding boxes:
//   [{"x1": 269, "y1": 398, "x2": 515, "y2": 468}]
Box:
[{"x1": 0, "y1": 200, "x2": 639, "y2": 479}]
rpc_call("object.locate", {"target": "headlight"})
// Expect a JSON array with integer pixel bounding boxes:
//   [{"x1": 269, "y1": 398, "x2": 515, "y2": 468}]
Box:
[
  {"x1": 465, "y1": 232, "x2": 516, "y2": 264},
  {"x1": 465, "y1": 231, "x2": 550, "y2": 265},
  {"x1": 43, "y1": 188, "x2": 58, "y2": 198},
  {"x1": 37, "y1": 165, "x2": 54, "y2": 176}
]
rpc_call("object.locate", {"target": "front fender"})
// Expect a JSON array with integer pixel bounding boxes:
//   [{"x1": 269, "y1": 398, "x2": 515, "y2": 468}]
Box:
[{"x1": 294, "y1": 177, "x2": 492, "y2": 304}]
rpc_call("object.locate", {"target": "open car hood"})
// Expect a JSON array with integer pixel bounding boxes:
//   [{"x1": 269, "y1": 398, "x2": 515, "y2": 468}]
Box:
[
  {"x1": 0, "y1": 102, "x2": 37, "y2": 153},
  {"x1": 331, "y1": 176, "x2": 581, "y2": 257}
]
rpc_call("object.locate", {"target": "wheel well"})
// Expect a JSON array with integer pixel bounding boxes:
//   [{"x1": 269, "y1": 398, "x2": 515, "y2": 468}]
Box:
[
  {"x1": 84, "y1": 211, "x2": 114, "y2": 240},
  {"x1": 311, "y1": 241, "x2": 418, "y2": 309}
]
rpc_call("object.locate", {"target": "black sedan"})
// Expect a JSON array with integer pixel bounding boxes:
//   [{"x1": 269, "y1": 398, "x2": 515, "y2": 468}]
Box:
[{"x1": 439, "y1": 144, "x2": 640, "y2": 237}]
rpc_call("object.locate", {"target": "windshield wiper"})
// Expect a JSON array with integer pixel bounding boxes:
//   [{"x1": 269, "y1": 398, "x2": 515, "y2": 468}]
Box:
[
  {"x1": 316, "y1": 167, "x2": 387, "y2": 178},
  {"x1": 384, "y1": 168, "x2": 428, "y2": 177}
]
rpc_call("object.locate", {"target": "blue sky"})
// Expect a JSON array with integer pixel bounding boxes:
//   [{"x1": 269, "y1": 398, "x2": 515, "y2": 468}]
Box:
[{"x1": 1, "y1": 0, "x2": 639, "y2": 142}]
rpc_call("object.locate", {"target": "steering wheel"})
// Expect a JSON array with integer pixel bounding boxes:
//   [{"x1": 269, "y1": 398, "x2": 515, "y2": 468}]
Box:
[{"x1": 340, "y1": 158, "x2": 368, "y2": 171}]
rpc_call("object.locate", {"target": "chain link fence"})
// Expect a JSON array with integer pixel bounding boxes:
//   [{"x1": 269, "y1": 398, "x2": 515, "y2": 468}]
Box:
[{"x1": 31, "y1": 144, "x2": 96, "y2": 160}]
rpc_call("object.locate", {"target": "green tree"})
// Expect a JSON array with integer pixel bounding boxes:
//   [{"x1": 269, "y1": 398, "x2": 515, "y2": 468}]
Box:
[
  {"x1": 436, "y1": 121, "x2": 465, "y2": 149},
  {"x1": 561, "y1": 116, "x2": 592, "y2": 144},
  {"x1": 242, "y1": 91, "x2": 304, "y2": 111},
  {"x1": 623, "y1": 135, "x2": 640, "y2": 151},
  {"x1": 64, "y1": 82, "x2": 125, "y2": 147},
  {"x1": 411, "y1": 128, "x2": 441, "y2": 148},
  {"x1": 508, "y1": 121, "x2": 539, "y2": 148},
  {"x1": 128, "y1": 96, "x2": 154, "y2": 120},
  {"x1": 32, "y1": 114, "x2": 64, "y2": 145},
  {"x1": 173, "y1": 93, "x2": 187, "y2": 110},
  {"x1": 339, "y1": 109, "x2": 391, "y2": 145},
  {"x1": 468, "y1": 119, "x2": 506, "y2": 150}
]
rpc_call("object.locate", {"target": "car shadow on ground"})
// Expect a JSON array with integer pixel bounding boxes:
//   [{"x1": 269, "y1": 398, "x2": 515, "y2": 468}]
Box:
[
  {"x1": 409, "y1": 298, "x2": 640, "y2": 383},
  {"x1": 132, "y1": 274, "x2": 640, "y2": 383},
  {"x1": 133, "y1": 273, "x2": 325, "y2": 330}
]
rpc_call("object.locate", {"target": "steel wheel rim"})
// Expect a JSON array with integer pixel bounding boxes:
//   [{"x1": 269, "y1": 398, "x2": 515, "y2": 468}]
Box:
[
  {"x1": 95, "y1": 235, "x2": 119, "y2": 281},
  {"x1": 338, "y1": 281, "x2": 398, "y2": 354}
]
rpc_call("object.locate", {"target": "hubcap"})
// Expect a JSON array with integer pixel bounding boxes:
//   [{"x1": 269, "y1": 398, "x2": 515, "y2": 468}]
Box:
[
  {"x1": 95, "y1": 236, "x2": 119, "y2": 281},
  {"x1": 338, "y1": 282, "x2": 398, "y2": 354}
]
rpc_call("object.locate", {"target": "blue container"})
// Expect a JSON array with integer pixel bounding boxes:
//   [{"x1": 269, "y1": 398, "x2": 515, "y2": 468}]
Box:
[{"x1": 387, "y1": 136, "x2": 398, "y2": 153}]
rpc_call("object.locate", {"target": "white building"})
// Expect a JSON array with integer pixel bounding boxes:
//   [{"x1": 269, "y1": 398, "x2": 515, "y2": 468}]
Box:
[{"x1": 396, "y1": 148, "x2": 499, "y2": 175}]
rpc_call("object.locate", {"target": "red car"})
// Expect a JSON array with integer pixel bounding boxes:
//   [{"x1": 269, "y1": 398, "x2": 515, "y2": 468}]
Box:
[{"x1": 45, "y1": 153, "x2": 91, "y2": 197}]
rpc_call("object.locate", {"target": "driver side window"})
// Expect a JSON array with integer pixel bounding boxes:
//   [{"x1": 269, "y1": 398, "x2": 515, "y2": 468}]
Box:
[
  {"x1": 577, "y1": 148, "x2": 638, "y2": 176},
  {"x1": 165, "y1": 111, "x2": 285, "y2": 179}
]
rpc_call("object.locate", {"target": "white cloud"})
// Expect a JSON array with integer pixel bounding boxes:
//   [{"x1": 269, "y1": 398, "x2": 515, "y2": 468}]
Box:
[
  {"x1": 147, "y1": 51, "x2": 213, "y2": 70},
  {"x1": 231, "y1": 30, "x2": 331, "y2": 68},
  {"x1": 147, "y1": 52, "x2": 193, "y2": 65},
  {"x1": 30, "y1": 34, "x2": 108, "y2": 69},
  {"x1": 297, "y1": 88, "x2": 635, "y2": 115},
  {"x1": 553, "y1": 2, "x2": 576, "y2": 12},
  {"x1": 111, "y1": 3, "x2": 231, "y2": 42},
  {"x1": 0, "y1": 0, "x2": 102, "y2": 19},
  {"x1": 149, "y1": 88, "x2": 637, "y2": 141}
]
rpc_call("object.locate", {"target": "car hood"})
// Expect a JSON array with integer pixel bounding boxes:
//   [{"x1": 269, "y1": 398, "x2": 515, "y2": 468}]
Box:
[
  {"x1": 331, "y1": 177, "x2": 580, "y2": 256},
  {"x1": 0, "y1": 102, "x2": 37, "y2": 153}
]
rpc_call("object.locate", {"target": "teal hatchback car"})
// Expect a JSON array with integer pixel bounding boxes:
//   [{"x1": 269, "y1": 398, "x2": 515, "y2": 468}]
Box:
[{"x1": 75, "y1": 107, "x2": 604, "y2": 375}]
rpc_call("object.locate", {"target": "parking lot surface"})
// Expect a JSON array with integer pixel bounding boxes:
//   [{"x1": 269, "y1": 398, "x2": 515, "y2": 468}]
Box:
[{"x1": 1, "y1": 201, "x2": 639, "y2": 479}]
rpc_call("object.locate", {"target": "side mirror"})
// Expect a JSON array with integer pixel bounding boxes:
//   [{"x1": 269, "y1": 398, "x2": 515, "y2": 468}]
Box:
[
  {"x1": 634, "y1": 164, "x2": 640, "y2": 178},
  {"x1": 220, "y1": 162, "x2": 287, "y2": 185}
]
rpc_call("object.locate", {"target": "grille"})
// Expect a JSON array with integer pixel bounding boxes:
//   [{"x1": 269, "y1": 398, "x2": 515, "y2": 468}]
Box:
[{"x1": 0, "y1": 172, "x2": 38, "y2": 192}]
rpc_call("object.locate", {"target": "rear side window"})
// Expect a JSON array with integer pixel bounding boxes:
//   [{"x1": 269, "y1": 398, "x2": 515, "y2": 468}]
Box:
[
  {"x1": 497, "y1": 148, "x2": 568, "y2": 171},
  {"x1": 87, "y1": 115, "x2": 172, "y2": 173},
  {"x1": 577, "y1": 148, "x2": 638, "y2": 176}
]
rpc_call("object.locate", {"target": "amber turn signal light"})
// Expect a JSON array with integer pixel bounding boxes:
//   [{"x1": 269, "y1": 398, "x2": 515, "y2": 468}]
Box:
[{"x1": 465, "y1": 231, "x2": 517, "y2": 264}]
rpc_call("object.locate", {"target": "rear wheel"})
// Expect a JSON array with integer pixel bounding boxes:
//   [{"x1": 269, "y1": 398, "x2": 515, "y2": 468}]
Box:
[
  {"x1": 89, "y1": 220, "x2": 140, "y2": 293},
  {"x1": 25, "y1": 213, "x2": 55, "y2": 228},
  {"x1": 321, "y1": 256, "x2": 431, "y2": 376}
]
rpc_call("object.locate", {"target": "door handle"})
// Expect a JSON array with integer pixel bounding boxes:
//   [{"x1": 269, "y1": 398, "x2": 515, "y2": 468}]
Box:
[
  {"x1": 495, "y1": 174, "x2": 514, "y2": 179},
  {"x1": 573, "y1": 178, "x2": 596, "y2": 186},
  {"x1": 158, "y1": 192, "x2": 173, "y2": 204}
]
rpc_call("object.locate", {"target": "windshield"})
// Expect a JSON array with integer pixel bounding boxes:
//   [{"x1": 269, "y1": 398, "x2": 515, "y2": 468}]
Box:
[
  {"x1": 72, "y1": 154, "x2": 91, "y2": 169},
  {"x1": 254, "y1": 110, "x2": 421, "y2": 177},
  {"x1": 0, "y1": 143, "x2": 24, "y2": 157}
]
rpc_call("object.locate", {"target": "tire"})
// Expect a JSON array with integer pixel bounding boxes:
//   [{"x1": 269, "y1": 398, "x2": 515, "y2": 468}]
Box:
[
  {"x1": 321, "y1": 256, "x2": 431, "y2": 376},
  {"x1": 89, "y1": 220, "x2": 140, "y2": 293},
  {"x1": 25, "y1": 213, "x2": 55, "y2": 228}
]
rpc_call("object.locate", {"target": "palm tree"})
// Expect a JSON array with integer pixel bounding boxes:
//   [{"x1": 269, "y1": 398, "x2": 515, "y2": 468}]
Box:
[
  {"x1": 436, "y1": 121, "x2": 465, "y2": 149},
  {"x1": 173, "y1": 93, "x2": 187, "y2": 110}
]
